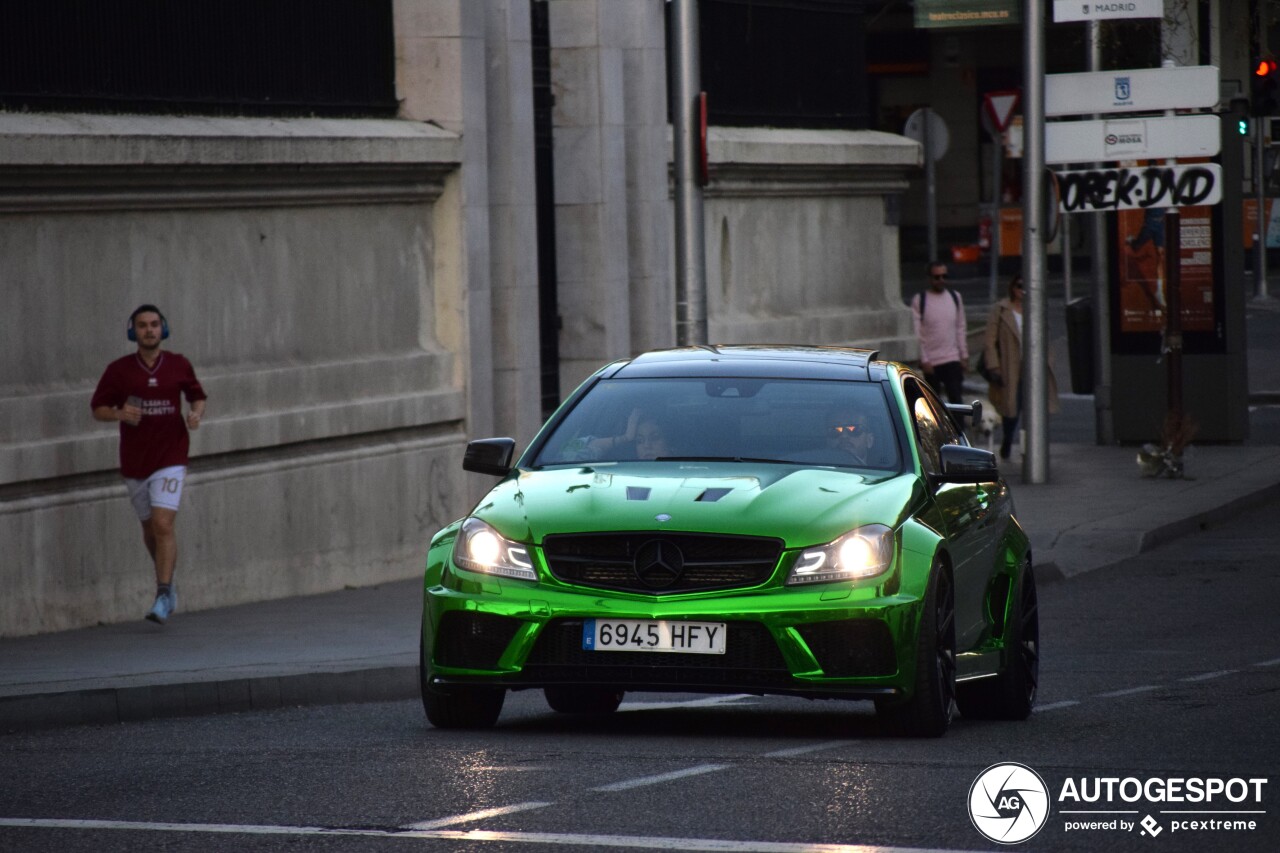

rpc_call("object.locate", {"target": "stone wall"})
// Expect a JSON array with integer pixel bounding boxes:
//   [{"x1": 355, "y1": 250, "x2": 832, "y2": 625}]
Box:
[
  {"x1": 702, "y1": 128, "x2": 919, "y2": 358},
  {"x1": 0, "y1": 114, "x2": 468, "y2": 636}
]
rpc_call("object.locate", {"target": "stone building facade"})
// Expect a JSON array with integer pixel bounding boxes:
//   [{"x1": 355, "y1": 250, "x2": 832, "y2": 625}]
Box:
[{"x1": 1, "y1": 0, "x2": 916, "y2": 637}]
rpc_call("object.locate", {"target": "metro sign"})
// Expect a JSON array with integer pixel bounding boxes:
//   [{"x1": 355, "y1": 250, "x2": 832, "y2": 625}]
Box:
[{"x1": 1045, "y1": 115, "x2": 1221, "y2": 164}]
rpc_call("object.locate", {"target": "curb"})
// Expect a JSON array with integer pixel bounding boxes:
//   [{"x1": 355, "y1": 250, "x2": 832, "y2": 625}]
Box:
[{"x1": 0, "y1": 666, "x2": 418, "y2": 734}]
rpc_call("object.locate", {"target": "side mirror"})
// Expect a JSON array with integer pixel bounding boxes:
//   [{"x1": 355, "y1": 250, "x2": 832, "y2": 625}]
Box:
[
  {"x1": 944, "y1": 399, "x2": 984, "y2": 429},
  {"x1": 463, "y1": 438, "x2": 517, "y2": 476},
  {"x1": 935, "y1": 444, "x2": 1000, "y2": 484}
]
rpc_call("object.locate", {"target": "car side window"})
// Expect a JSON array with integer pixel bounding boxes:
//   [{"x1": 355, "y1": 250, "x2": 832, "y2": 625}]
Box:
[{"x1": 905, "y1": 379, "x2": 961, "y2": 475}]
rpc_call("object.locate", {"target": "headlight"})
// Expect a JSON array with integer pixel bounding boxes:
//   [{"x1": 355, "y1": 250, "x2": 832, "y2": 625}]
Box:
[
  {"x1": 787, "y1": 524, "x2": 894, "y2": 585},
  {"x1": 453, "y1": 518, "x2": 536, "y2": 581}
]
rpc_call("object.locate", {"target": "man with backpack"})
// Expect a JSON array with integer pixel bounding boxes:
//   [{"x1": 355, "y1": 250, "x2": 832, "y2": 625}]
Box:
[{"x1": 910, "y1": 262, "x2": 968, "y2": 404}]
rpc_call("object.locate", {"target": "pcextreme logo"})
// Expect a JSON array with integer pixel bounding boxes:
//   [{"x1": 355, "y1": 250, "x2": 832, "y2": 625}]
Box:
[
  {"x1": 968, "y1": 763, "x2": 1050, "y2": 844},
  {"x1": 969, "y1": 764, "x2": 1271, "y2": 843}
]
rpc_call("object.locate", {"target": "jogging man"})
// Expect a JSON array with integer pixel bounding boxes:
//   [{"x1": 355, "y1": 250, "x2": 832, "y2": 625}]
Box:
[{"x1": 92, "y1": 305, "x2": 207, "y2": 624}]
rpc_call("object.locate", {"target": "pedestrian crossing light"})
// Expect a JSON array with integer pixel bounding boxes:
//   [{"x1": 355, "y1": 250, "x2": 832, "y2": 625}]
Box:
[{"x1": 1252, "y1": 56, "x2": 1279, "y2": 116}]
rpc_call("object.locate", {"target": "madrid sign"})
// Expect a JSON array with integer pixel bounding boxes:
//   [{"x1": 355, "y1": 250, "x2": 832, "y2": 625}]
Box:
[
  {"x1": 1053, "y1": 0, "x2": 1162, "y2": 23},
  {"x1": 1045, "y1": 114, "x2": 1221, "y2": 164},
  {"x1": 1046, "y1": 66, "x2": 1220, "y2": 117}
]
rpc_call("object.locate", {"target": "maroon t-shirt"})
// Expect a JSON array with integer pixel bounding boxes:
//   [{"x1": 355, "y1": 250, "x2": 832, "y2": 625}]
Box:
[{"x1": 91, "y1": 352, "x2": 207, "y2": 479}]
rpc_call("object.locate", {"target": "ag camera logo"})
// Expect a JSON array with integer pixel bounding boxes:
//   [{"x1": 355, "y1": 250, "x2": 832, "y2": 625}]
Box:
[{"x1": 969, "y1": 763, "x2": 1050, "y2": 844}]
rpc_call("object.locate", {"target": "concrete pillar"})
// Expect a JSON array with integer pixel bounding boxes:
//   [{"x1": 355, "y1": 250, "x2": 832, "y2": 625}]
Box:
[
  {"x1": 548, "y1": 0, "x2": 635, "y2": 391},
  {"x1": 395, "y1": 0, "x2": 495, "y2": 444}
]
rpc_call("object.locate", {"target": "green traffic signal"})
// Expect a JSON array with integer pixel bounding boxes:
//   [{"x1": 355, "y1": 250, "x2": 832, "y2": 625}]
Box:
[{"x1": 1240, "y1": 118, "x2": 1251, "y2": 135}]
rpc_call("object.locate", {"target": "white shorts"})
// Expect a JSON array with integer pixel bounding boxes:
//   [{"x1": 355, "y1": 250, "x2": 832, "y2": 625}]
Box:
[{"x1": 125, "y1": 466, "x2": 187, "y2": 521}]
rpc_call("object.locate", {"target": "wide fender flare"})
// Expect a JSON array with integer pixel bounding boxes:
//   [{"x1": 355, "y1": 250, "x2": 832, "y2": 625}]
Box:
[{"x1": 898, "y1": 517, "x2": 947, "y2": 601}]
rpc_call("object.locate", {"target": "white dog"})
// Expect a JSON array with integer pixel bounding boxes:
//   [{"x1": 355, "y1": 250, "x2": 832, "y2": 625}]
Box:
[{"x1": 963, "y1": 393, "x2": 1000, "y2": 452}]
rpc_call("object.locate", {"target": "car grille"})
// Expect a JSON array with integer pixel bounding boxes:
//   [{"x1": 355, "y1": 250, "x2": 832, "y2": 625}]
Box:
[
  {"x1": 434, "y1": 611, "x2": 524, "y2": 670},
  {"x1": 795, "y1": 619, "x2": 897, "y2": 678},
  {"x1": 520, "y1": 618, "x2": 794, "y2": 688},
  {"x1": 541, "y1": 532, "x2": 783, "y2": 594}
]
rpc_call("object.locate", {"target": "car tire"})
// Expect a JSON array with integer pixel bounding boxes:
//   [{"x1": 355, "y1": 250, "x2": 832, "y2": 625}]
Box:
[
  {"x1": 419, "y1": 635, "x2": 505, "y2": 729},
  {"x1": 877, "y1": 561, "x2": 956, "y2": 737},
  {"x1": 543, "y1": 686, "x2": 625, "y2": 715},
  {"x1": 958, "y1": 561, "x2": 1039, "y2": 720}
]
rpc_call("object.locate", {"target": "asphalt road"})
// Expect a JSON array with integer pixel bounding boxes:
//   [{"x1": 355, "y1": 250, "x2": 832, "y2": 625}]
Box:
[{"x1": 2, "y1": 499, "x2": 1279, "y2": 853}]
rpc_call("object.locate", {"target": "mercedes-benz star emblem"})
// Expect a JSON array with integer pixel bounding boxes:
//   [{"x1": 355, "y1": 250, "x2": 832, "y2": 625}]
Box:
[{"x1": 634, "y1": 539, "x2": 684, "y2": 589}]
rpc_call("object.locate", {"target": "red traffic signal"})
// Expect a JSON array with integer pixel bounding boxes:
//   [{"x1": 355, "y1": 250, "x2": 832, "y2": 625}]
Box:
[{"x1": 1253, "y1": 56, "x2": 1279, "y2": 115}]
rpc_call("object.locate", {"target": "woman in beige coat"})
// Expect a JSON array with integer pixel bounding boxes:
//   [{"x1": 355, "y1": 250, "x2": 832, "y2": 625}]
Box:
[{"x1": 982, "y1": 275, "x2": 1059, "y2": 459}]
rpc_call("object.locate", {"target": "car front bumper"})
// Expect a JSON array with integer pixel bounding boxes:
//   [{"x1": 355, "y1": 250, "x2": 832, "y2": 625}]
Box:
[{"x1": 422, "y1": 579, "x2": 926, "y2": 701}]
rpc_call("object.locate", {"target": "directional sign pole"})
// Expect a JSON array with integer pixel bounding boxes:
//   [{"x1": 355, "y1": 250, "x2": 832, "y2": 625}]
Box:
[
  {"x1": 1023, "y1": 0, "x2": 1049, "y2": 484},
  {"x1": 1088, "y1": 20, "x2": 1114, "y2": 446},
  {"x1": 672, "y1": 0, "x2": 707, "y2": 346},
  {"x1": 925, "y1": 109, "x2": 937, "y2": 264}
]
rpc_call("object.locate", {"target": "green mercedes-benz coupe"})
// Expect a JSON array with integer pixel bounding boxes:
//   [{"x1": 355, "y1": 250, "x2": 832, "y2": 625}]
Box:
[{"x1": 420, "y1": 346, "x2": 1038, "y2": 736}]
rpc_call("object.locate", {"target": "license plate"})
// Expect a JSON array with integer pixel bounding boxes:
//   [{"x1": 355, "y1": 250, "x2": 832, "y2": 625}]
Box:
[{"x1": 583, "y1": 619, "x2": 727, "y2": 655}]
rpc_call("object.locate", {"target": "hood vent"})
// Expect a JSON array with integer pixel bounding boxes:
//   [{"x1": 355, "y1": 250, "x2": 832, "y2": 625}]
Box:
[
  {"x1": 626, "y1": 486, "x2": 651, "y2": 501},
  {"x1": 696, "y1": 488, "x2": 732, "y2": 503}
]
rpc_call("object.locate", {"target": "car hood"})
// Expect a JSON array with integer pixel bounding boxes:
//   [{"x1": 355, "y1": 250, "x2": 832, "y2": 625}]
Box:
[{"x1": 473, "y1": 463, "x2": 919, "y2": 549}]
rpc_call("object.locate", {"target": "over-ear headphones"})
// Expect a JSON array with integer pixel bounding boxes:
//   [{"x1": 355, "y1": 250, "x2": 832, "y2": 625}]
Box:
[{"x1": 127, "y1": 304, "x2": 170, "y2": 341}]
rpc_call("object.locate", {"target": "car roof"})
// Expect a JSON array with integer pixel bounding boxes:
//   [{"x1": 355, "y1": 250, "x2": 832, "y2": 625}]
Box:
[{"x1": 605, "y1": 345, "x2": 887, "y2": 381}]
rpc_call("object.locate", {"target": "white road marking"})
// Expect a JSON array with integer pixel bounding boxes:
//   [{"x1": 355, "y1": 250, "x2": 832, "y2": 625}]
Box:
[
  {"x1": 0, "y1": 819, "x2": 981, "y2": 852},
  {"x1": 1179, "y1": 670, "x2": 1238, "y2": 682},
  {"x1": 1255, "y1": 657, "x2": 1280, "y2": 667},
  {"x1": 591, "y1": 763, "x2": 730, "y2": 792},
  {"x1": 404, "y1": 802, "x2": 552, "y2": 830},
  {"x1": 761, "y1": 741, "x2": 854, "y2": 758},
  {"x1": 1095, "y1": 685, "x2": 1160, "y2": 698},
  {"x1": 1032, "y1": 700, "x2": 1080, "y2": 712},
  {"x1": 619, "y1": 694, "x2": 755, "y2": 712}
]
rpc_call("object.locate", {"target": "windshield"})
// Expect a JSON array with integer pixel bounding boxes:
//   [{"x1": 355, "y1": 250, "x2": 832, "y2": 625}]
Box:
[{"x1": 532, "y1": 377, "x2": 901, "y2": 472}]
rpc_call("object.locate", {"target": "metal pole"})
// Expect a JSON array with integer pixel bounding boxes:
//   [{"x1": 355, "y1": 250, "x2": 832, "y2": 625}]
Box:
[
  {"x1": 1022, "y1": 0, "x2": 1048, "y2": 484},
  {"x1": 671, "y1": 0, "x2": 707, "y2": 345},
  {"x1": 1089, "y1": 20, "x2": 1114, "y2": 444},
  {"x1": 1164, "y1": 208, "x2": 1184, "y2": 467},
  {"x1": 925, "y1": 109, "x2": 938, "y2": 264},
  {"x1": 1062, "y1": 212, "x2": 1072, "y2": 303},
  {"x1": 1258, "y1": 117, "x2": 1270, "y2": 300},
  {"x1": 989, "y1": 136, "x2": 1001, "y2": 302}
]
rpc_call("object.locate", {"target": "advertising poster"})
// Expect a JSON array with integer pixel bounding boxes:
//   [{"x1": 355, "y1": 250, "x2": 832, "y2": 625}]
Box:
[{"x1": 1116, "y1": 206, "x2": 1215, "y2": 334}]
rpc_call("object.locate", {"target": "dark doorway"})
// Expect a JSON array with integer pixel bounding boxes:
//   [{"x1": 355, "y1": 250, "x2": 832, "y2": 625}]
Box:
[{"x1": 531, "y1": 0, "x2": 561, "y2": 419}]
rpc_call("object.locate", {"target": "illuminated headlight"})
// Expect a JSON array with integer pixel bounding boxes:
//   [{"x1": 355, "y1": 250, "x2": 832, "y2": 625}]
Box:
[
  {"x1": 787, "y1": 524, "x2": 894, "y2": 585},
  {"x1": 453, "y1": 518, "x2": 536, "y2": 581}
]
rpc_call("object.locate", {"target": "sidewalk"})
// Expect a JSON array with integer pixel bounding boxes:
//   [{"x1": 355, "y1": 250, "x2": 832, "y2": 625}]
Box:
[{"x1": 5, "y1": 438, "x2": 1280, "y2": 734}]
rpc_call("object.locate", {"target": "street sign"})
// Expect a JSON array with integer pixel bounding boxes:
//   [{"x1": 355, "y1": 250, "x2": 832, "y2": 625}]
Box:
[
  {"x1": 1045, "y1": 115, "x2": 1221, "y2": 164},
  {"x1": 983, "y1": 89, "x2": 1020, "y2": 132},
  {"x1": 1053, "y1": 0, "x2": 1161, "y2": 23},
  {"x1": 1054, "y1": 163, "x2": 1223, "y2": 212},
  {"x1": 1047, "y1": 66, "x2": 1220, "y2": 117},
  {"x1": 903, "y1": 108, "x2": 950, "y2": 160}
]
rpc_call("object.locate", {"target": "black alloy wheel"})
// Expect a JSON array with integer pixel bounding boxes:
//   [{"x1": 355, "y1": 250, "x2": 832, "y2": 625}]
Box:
[
  {"x1": 419, "y1": 634, "x2": 505, "y2": 729},
  {"x1": 957, "y1": 560, "x2": 1038, "y2": 720},
  {"x1": 877, "y1": 561, "x2": 956, "y2": 737}
]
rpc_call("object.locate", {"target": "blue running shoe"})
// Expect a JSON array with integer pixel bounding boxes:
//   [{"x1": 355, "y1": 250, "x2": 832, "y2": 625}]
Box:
[{"x1": 146, "y1": 591, "x2": 173, "y2": 624}]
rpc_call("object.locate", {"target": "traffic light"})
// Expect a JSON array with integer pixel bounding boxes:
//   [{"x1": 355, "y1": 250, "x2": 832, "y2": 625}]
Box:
[
  {"x1": 1240, "y1": 117, "x2": 1251, "y2": 135},
  {"x1": 1252, "y1": 56, "x2": 1279, "y2": 116}
]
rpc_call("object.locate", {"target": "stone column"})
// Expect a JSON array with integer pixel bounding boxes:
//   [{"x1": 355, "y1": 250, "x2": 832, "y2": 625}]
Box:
[{"x1": 548, "y1": 0, "x2": 635, "y2": 391}]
